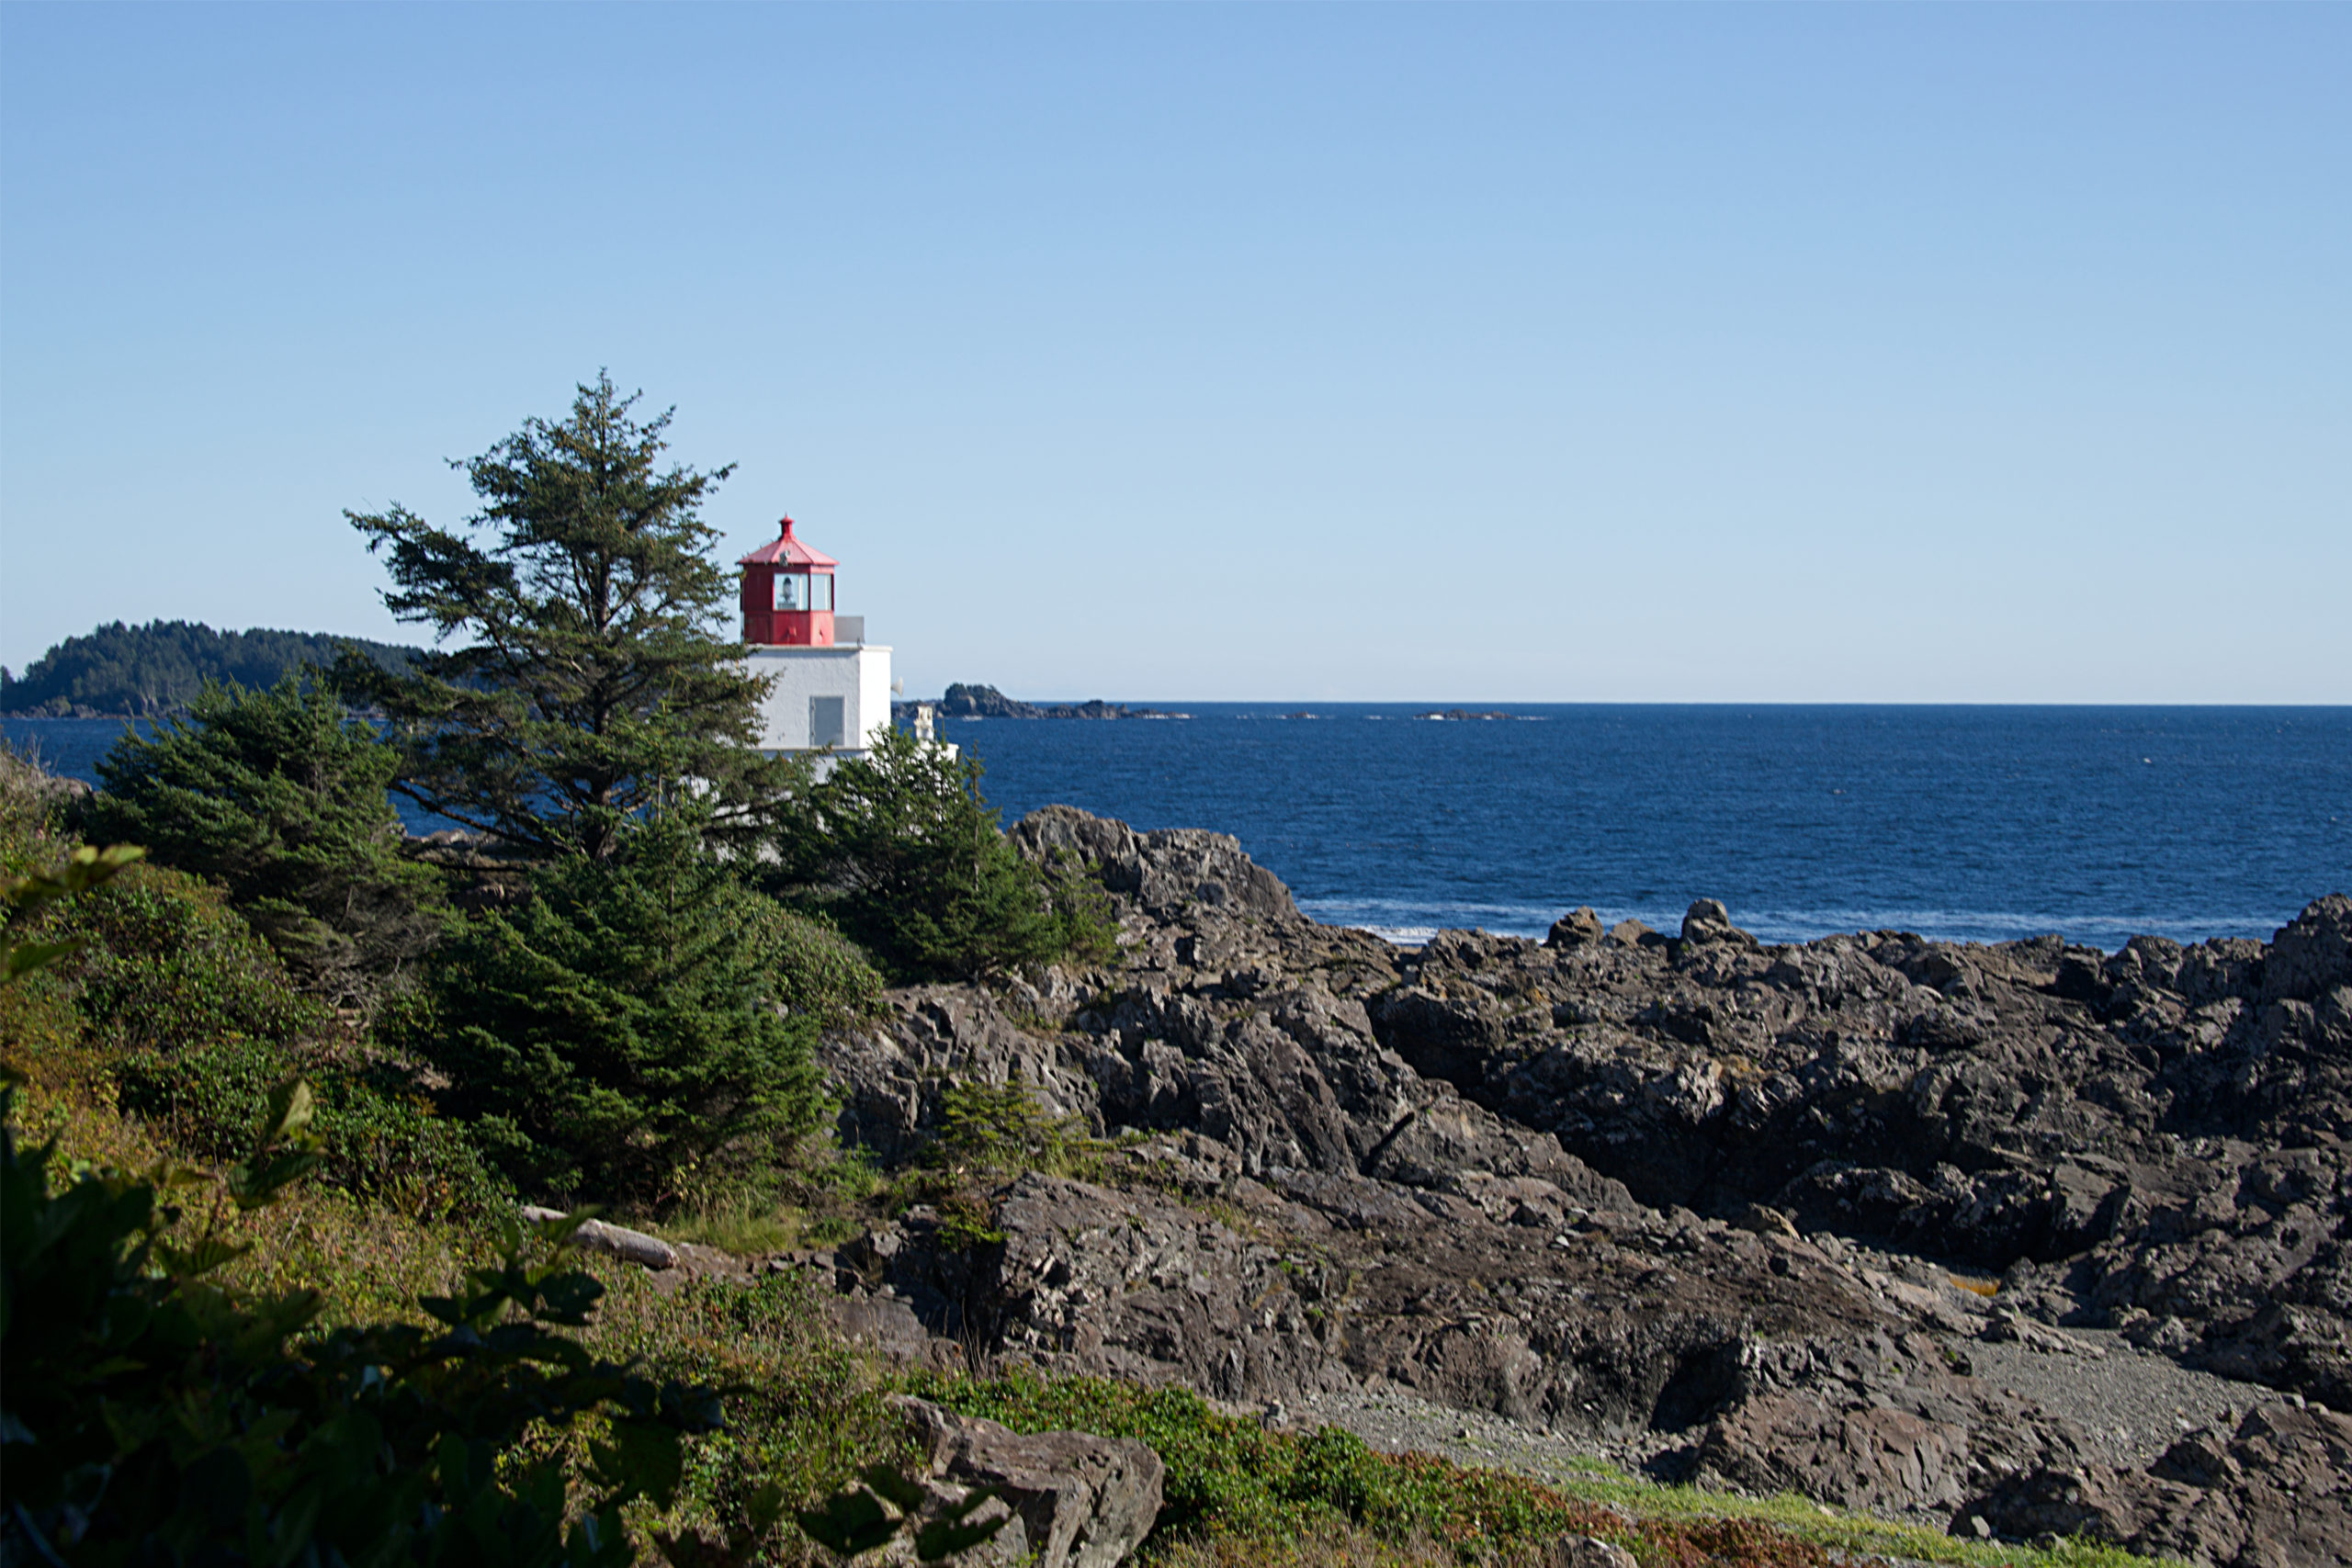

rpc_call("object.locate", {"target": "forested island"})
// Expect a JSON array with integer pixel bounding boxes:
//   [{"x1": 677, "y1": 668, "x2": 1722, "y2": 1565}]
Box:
[{"x1": 1, "y1": 619, "x2": 418, "y2": 716}]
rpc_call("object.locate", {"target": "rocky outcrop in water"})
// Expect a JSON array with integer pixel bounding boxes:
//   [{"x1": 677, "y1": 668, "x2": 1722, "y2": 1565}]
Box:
[
  {"x1": 937, "y1": 685, "x2": 1182, "y2": 720},
  {"x1": 808, "y1": 805, "x2": 2352, "y2": 1564}
]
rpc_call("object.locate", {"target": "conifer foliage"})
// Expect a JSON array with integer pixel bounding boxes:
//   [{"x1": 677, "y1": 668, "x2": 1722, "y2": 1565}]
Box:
[
  {"x1": 84, "y1": 674, "x2": 446, "y2": 1008},
  {"x1": 770, "y1": 728, "x2": 1115, "y2": 981},
  {"x1": 410, "y1": 812, "x2": 825, "y2": 1209},
  {"x1": 340, "y1": 374, "x2": 779, "y2": 862}
]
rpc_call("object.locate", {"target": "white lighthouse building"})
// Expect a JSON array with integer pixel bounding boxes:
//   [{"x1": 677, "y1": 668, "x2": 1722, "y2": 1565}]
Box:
[{"x1": 737, "y1": 515, "x2": 934, "y2": 769}]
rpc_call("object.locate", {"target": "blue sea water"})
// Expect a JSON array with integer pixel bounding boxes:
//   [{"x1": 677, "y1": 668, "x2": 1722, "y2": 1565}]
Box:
[
  {"x1": 944, "y1": 704, "x2": 2350, "y2": 949},
  {"x1": 9, "y1": 706, "x2": 2348, "y2": 950}
]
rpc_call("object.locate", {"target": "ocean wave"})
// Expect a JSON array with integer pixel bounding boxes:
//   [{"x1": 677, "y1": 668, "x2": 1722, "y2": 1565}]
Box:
[{"x1": 1293, "y1": 897, "x2": 2297, "y2": 951}]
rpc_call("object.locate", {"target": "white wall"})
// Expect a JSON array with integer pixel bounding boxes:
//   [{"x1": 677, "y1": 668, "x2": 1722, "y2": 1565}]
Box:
[{"x1": 743, "y1": 645, "x2": 893, "y2": 756}]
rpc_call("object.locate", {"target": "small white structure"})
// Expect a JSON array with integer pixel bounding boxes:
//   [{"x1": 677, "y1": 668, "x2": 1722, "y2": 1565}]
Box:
[
  {"x1": 744, "y1": 641, "x2": 894, "y2": 762},
  {"x1": 735, "y1": 515, "x2": 949, "y2": 771}
]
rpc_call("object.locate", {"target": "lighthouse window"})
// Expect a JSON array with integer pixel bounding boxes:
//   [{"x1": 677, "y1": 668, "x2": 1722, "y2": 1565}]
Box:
[
  {"x1": 809, "y1": 695, "x2": 846, "y2": 749},
  {"x1": 809, "y1": 573, "x2": 833, "y2": 612},
  {"x1": 775, "y1": 572, "x2": 808, "y2": 612}
]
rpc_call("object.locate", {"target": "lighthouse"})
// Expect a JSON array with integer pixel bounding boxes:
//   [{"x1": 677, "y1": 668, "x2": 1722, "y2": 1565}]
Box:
[{"x1": 738, "y1": 516, "x2": 894, "y2": 766}]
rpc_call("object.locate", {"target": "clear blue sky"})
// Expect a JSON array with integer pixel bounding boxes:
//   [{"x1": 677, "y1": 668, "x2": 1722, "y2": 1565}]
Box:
[{"x1": 3, "y1": 4, "x2": 2345, "y2": 702}]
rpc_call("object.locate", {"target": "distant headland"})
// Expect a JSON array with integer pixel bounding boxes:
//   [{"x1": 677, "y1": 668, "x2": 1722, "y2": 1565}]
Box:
[{"x1": 2, "y1": 620, "x2": 420, "y2": 717}]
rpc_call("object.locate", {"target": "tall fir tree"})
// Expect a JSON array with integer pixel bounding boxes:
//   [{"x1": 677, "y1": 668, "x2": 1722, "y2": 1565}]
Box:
[{"x1": 338, "y1": 374, "x2": 778, "y2": 861}]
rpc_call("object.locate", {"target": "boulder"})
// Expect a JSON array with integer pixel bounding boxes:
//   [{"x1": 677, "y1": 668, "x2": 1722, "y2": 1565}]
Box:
[
  {"x1": 1695, "y1": 1393, "x2": 1973, "y2": 1514},
  {"x1": 889, "y1": 1395, "x2": 1164, "y2": 1568},
  {"x1": 1678, "y1": 899, "x2": 1758, "y2": 950},
  {"x1": 1545, "y1": 1537, "x2": 1639, "y2": 1568},
  {"x1": 518, "y1": 1205, "x2": 675, "y2": 1270},
  {"x1": 2263, "y1": 893, "x2": 2352, "y2": 1005},
  {"x1": 1961, "y1": 1402, "x2": 2352, "y2": 1567},
  {"x1": 1547, "y1": 908, "x2": 1606, "y2": 949}
]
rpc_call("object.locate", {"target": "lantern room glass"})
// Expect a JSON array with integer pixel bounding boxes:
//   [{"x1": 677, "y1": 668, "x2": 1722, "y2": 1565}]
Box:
[{"x1": 774, "y1": 571, "x2": 834, "y2": 613}]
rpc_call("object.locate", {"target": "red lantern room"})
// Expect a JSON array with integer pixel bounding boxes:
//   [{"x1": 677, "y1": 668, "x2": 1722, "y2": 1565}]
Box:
[{"x1": 738, "y1": 516, "x2": 839, "y2": 647}]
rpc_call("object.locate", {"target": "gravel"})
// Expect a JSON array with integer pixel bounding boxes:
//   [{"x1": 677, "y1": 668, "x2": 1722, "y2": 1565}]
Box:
[
  {"x1": 1959, "y1": 1325, "x2": 2265, "y2": 1471},
  {"x1": 1267, "y1": 1240, "x2": 2279, "y2": 1534}
]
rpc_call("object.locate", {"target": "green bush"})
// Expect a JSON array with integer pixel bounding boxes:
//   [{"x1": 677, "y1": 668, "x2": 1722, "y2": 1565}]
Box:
[
  {"x1": 4, "y1": 854, "x2": 497, "y2": 1219},
  {"x1": 767, "y1": 728, "x2": 1116, "y2": 982},
  {"x1": 311, "y1": 1068, "x2": 507, "y2": 1218},
  {"x1": 933, "y1": 1072, "x2": 1100, "y2": 1180},
  {"x1": 0, "y1": 1083, "x2": 721, "y2": 1568},
  {"x1": 771, "y1": 908, "x2": 887, "y2": 1023},
  {"x1": 68, "y1": 865, "x2": 325, "y2": 1059},
  {"x1": 411, "y1": 811, "x2": 827, "y2": 1210},
  {"x1": 84, "y1": 673, "x2": 448, "y2": 1010}
]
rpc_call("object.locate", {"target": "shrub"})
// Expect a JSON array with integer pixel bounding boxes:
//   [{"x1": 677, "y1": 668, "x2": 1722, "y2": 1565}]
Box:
[
  {"x1": 2, "y1": 859, "x2": 320, "y2": 1114},
  {"x1": 84, "y1": 673, "x2": 447, "y2": 1010},
  {"x1": 411, "y1": 811, "x2": 827, "y2": 1210},
  {"x1": 772, "y1": 908, "x2": 888, "y2": 1022},
  {"x1": 2, "y1": 852, "x2": 497, "y2": 1218},
  {"x1": 933, "y1": 1072, "x2": 1100, "y2": 1180},
  {"x1": 0, "y1": 1082, "x2": 721, "y2": 1567},
  {"x1": 768, "y1": 728, "x2": 1116, "y2": 982}
]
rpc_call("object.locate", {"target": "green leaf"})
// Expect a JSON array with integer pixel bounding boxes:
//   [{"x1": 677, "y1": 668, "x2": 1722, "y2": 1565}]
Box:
[
  {"x1": 156, "y1": 1234, "x2": 252, "y2": 1279},
  {"x1": 258, "y1": 1077, "x2": 317, "y2": 1145},
  {"x1": 4, "y1": 937, "x2": 85, "y2": 981},
  {"x1": 587, "y1": 1419, "x2": 684, "y2": 1509}
]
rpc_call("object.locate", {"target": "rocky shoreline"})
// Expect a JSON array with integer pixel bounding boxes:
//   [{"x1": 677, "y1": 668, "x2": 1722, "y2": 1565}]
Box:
[{"x1": 800, "y1": 807, "x2": 2350, "y2": 1566}]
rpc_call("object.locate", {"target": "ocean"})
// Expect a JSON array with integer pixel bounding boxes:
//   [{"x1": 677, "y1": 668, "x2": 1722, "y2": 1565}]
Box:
[{"x1": 9, "y1": 705, "x2": 2347, "y2": 950}]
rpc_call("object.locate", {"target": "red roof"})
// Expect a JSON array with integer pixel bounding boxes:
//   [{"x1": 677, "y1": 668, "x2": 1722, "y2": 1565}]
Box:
[{"x1": 738, "y1": 516, "x2": 838, "y2": 570}]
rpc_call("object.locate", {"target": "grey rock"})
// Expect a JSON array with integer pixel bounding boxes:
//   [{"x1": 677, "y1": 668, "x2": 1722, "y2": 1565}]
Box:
[
  {"x1": 804, "y1": 809, "x2": 2352, "y2": 1547},
  {"x1": 890, "y1": 1395, "x2": 1165, "y2": 1568},
  {"x1": 1547, "y1": 908, "x2": 1606, "y2": 949},
  {"x1": 1678, "y1": 899, "x2": 1757, "y2": 950},
  {"x1": 1962, "y1": 1401, "x2": 2352, "y2": 1568},
  {"x1": 1545, "y1": 1537, "x2": 1640, "y2": 1568},
  {"x1": 517, "y1": 1205, "x2": 675, "y2": 1270}
]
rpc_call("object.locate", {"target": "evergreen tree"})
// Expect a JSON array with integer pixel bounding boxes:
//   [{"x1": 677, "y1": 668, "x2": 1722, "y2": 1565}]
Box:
[
  {"x1": 338, "y1": 374, "x2": 778, "y2": 861},
  {"x1": 412, "y1": 812, "x2": 824, "y2": 1208},
  {"x1": 83, "y1": 674, "x2": 446, "y2": 1008},
  {"x1": 771, "y1": 728, "x2": 1114, "y2": 981}
]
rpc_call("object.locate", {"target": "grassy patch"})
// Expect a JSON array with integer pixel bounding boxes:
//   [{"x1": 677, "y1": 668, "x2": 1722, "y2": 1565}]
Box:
[
  {"x1": 1532, "y1": 1459, "x2": 2182, "y2": 1568},
  {"x1": 907, "y1": 1367, "x2": 2185, "y2": 1568},
  {"x1": 654, "y1": 1192, "x2": 815, "y2": 1255}
]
